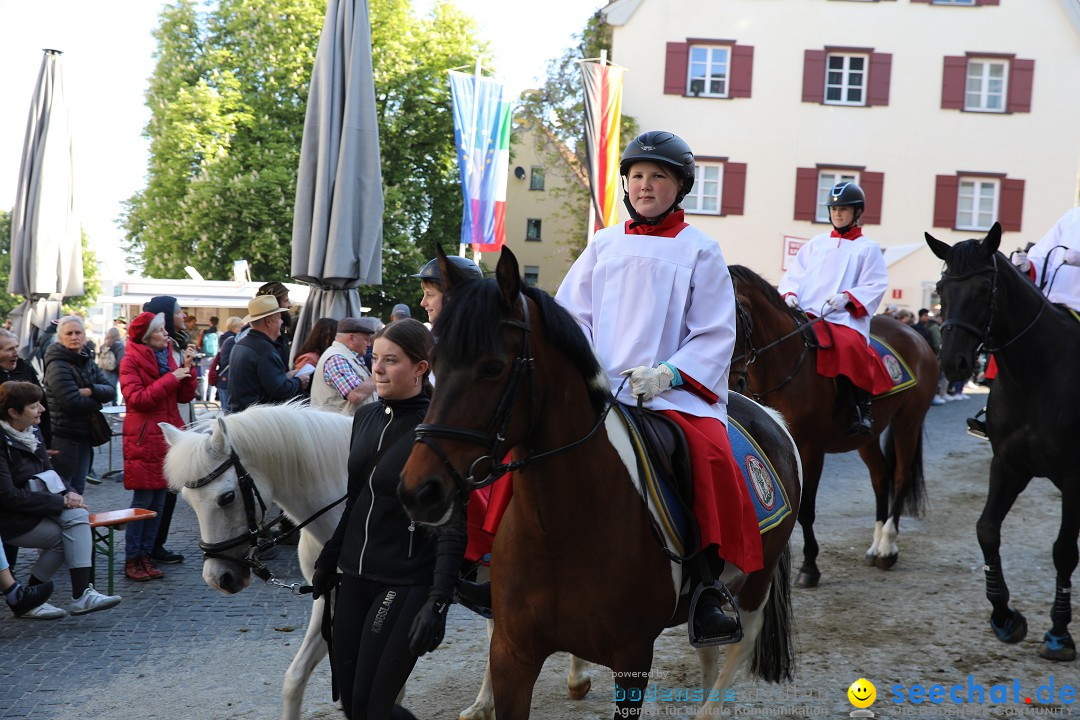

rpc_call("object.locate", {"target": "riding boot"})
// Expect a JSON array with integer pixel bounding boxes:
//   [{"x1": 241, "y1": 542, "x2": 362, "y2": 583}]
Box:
[
  {"x1": 687, "y1": 551, "x2": 741, "y2": 647},
  {"x1": 454, "y1": 578, "x2": 493, "y2": 619},
  {"x1": 848, "y1": 385, "x2": 873, "y2": 436},
  {"x1": 966, "y1": 406, "x2": 989, "y2": 440}
]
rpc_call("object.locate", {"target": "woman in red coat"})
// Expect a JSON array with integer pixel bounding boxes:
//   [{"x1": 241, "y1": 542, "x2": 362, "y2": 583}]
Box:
[{"x1": 120, "y1": 311, "x2": 197, "y2": 581}]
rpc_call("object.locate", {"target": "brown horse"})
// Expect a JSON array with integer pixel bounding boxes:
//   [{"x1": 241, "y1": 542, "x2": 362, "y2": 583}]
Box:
[
  {"x1": 399, "y1": 247, "x2": 801, "y2": 719},
  {"x1": 728, "y1": 265, "x2": 938, "y2": 588}
]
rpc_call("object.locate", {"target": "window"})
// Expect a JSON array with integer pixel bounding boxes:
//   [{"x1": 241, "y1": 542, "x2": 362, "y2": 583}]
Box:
[
  {"x1": 684, "y1": 165, "x2": 723, "y2": 214},
  {"x1": 932, "y1": 174, "x2": 1024, "y2": 231},
  {"x1": 664, "y1": 40, "x2": 754, "y2": 99},
  {"x1": 794, "y1": 167, "x2": 884, "y2": 225},
  {"x1": 816, "y1": 171, "x2": 858, "y2": 223},
  {"x1": 529, "y1": 167, "x2": 545, "y2": 191},
  {"x1": 526, "y1": 218, "x2": 542, "y2": 241},
  {"x1": 825, "y1": 54, "x2": 867, "y2": 105},
  {"x1": 912, "y1": 0, "x2": 999, "y2": 5},
  {"x1": 688, "y1": 45, "x2": 730, "y2": 97},
  {"x1": 523, "y1": 266, "x2": 540, "y2": 288},
  {"x1": 964, "y1": 59, "x2": 1007, "y2": 112},
  {"x1": 934, "y1": 0, "x2": 975, "y2": 4}
]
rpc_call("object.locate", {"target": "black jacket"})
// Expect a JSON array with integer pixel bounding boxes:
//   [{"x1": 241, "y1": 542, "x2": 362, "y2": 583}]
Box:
[
  {"x1": 0, "y1": 359, "x2": 52, "y2": 445},
  {"x1": 214, "y1": 331, "x2": 238, "y2": 390},
  {"x1": 0, "y1": 427, "x2": 68, "y2": 539},
  {"x1": 42, "y1": 344, "x2": 116, "y2": 440},
  {"x1": 226, "y1": 329, "x2": 302, "y2": 413},
  {"x1": 317, "y1": 394, "x2": 466, "y2": 595}
]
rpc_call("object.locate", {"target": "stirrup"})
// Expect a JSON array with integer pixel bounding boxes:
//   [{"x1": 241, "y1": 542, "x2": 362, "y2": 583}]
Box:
[
  {"x1": 687, "y1": 580, "x2": 742, "y2": 648},
  {"x1": 966, "y1": 417, "x2": 989, "y2": 441},
  {"x1": 454, "y1": 579, "x2": 493, "y2": 619}
]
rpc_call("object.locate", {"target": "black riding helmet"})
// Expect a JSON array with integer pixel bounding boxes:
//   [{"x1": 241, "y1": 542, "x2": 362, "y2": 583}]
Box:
[
  {"x1": 619, "y1": 131, "x2": 696, "y2": 225},
  {"x1": 825, "y1": 181, "x2": 865, "y2": 234},
  {"x1": 411, "y1": 255, "x2": 483, "y2": 286}
]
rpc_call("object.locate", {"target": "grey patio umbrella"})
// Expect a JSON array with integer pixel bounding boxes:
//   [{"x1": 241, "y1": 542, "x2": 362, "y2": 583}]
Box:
[
  {"x1": 290, "y1": 0, "x2": 383, "y2": 358},
  {"x1": 8, "y1": 49, "x2": 83, "y2": 362}
]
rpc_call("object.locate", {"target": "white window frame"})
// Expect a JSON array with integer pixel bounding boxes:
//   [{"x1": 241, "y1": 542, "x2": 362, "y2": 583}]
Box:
[
  {"x1": 964, "y1": 58, "x2": 1008, "y2": 113},
  {"x1": 815, "y1": 170, "x2": 859, "y2": 223},
  {"x1": 687, "y1": 45, "x2": 730, "y2": 98},
  {"x1": 683, "y1": 164, "x2": 723, "y2": 216},
  {"x1": 824, "y1": 53, "x2": 868, "y2": 106},
  {"x1": 956, "y1": 177, "x2": 999, "y2": 231}
]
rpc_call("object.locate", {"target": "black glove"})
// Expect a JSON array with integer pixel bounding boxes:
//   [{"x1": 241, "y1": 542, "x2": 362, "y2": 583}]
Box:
[
  {"x1": 408, "y1": 594, "x2": 450, "y2": 656},
  {"x1": 310, "y1": 566, "x2": 340, "y2": 600}
]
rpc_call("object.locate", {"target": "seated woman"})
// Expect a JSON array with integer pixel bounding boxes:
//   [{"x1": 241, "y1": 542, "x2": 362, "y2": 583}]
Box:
[{"x1": 0, "y1": 381, "x2": 121, "y2": 618}]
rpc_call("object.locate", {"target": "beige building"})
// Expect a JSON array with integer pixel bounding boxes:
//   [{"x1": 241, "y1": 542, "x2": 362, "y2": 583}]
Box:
[
  {"x1": 479, "y1": 123, "x2": 581, "y2": 293},
  {"x1": 602, "y1": 0, "x2": 1080, "y2": 311}
]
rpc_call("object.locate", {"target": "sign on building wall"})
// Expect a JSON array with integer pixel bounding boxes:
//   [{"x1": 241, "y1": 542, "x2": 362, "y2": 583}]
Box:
[{"x1": 781, "y1": 235, "x2": 808, "y2": 272}]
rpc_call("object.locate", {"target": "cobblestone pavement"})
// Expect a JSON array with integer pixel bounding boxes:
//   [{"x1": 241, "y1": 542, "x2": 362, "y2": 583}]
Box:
[{"x1": 0, "y1": 405, "x2": 340, "y2": 720}]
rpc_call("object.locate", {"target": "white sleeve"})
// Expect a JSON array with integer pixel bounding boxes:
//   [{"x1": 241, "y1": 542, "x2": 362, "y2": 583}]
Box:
[
  {"x1": 667, "y1": 243, "x2": 736, "y2": 394},
  {"x1": 778, "y1": 241, "x2": 810, "y2": 298},
  {"x1": 554, "y1": 240, "x2": 598, "y2": 343}
]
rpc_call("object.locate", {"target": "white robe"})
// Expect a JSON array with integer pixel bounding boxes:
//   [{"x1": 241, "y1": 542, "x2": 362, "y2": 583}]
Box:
[
  {"x1": 554, "y1": 222, "x2": 735, "y2": 423},
  {"x1": 1026, "y1": 207, "x2": 1080, "y2": 311},
  {"x1": 777, "y1": 231, "x2": 888, "y2": 342}
]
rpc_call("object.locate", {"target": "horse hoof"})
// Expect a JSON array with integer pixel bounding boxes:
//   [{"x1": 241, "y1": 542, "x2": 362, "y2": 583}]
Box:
[
  {"x1": 990, "y1": 611, "x2": 1028, "y2": 644},
  {"x1": 874, "y1": 553, "x2": 898, "y2": 570},
  {"x1": 567, "y1": 677, "x2": 592, "y2": 700},
  {"x1": 1038, "y1": 632, "x2": 1077, "y2": 662},
  {"x1": 864, "y1": 553, "x2": 877, "y2": 567},
  {"x1": 795, "y1": 568, "x2": 820, "y2": 588}
]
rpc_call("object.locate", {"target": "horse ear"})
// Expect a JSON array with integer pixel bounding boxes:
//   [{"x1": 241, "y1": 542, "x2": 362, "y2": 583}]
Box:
[
  {"x1": 496, "y1": 246, "x2": 522, "y2": 307},
  {"x1": 160, "y1": 423, "x2": 183, "y2": 447},
  {"x1": 925, "y1": 232, "x2": 951, "y2": 261},
  {"x1": 209, "y1": 419, "x2": 228, "y2": 453},
  {"x1": 979, "y1": 222, "x2": 1002, "y2": 257},
  {"x1": 437, "y1": 244, "x2": 473, "y2": 297}
]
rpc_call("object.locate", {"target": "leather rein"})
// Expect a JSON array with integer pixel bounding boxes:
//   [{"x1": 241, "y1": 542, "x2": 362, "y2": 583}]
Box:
[
  {"x1": 938, "y1": 254, "x2": 1045, "y2": 353},
  {"x1": 730, "y1": 300, "x2": 830, "y2": 400}
]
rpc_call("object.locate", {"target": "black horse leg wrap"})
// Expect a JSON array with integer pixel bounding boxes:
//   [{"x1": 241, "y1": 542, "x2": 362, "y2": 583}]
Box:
[
  {"x1": 1050, "y1": 578, "x2": 1072, "y2": 634},
  {"x1": 983, "y1": 563, "x2": 1010, "y2": 607}
]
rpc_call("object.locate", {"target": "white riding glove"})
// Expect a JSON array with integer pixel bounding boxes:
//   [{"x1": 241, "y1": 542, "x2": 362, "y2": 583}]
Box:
[
  {"x1": 1012, "y1": 251, "x2": 1031, "y2": 272},
  {"x1": 827, "y1": 293, "x2": 849, "y2": 311},
  {"x1": 1064, "y1": 249, "x2": 1080, "y2": 266},
  {"x1": 620, "y1": 363, "x2": 679, "y2": 401},
  {"x1": 784, "y1": 294, "x2": 799, "y2": 308}
]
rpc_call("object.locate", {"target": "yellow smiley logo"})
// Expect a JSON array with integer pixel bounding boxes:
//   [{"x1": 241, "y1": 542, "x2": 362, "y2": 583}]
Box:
[{"x1": 848, "y1": 678, "x2": 876, "y2": 709}]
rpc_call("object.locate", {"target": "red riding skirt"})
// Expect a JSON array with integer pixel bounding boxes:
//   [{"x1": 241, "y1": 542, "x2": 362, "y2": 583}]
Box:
[{"x1": 812, "y1": 321, "x2": 894, "y2": 395}]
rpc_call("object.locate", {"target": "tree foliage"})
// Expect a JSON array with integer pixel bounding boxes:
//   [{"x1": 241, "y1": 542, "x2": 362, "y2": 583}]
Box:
[
  {"x1": 122, "y1": 0, "x2": 487, "y2": 318},
  {"x1": 515, "y1": 12, "x2": 638, "y2": 260}
]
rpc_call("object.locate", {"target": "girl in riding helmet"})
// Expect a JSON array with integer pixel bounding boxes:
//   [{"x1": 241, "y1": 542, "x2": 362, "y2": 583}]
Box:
[
  {"x1": 555, "y1": 130, "x2": 760, "y2": 646},
  {"x1": 777, "y1": 182, "x2": 892, "y2": 436},
  {"x1": 412, "y1": 255, "x2": 483, "y2": 326}
]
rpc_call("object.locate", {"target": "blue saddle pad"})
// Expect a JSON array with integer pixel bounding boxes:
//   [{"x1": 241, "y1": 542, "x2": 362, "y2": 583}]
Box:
[
  {"x1": 869, "y1": 333, "x2": 916, "y2": 398},
  {"x1": 727, "y1": 417, "x2": 792, "y2": 534}
]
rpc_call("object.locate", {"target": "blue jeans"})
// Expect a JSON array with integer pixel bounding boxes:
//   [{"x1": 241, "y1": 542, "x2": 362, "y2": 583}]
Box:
[
  {"x1": 126, "y1": 489, "x2": 166, "y2": 559},
  {"x1": 51, "y1": 435, "x2": 92, "y2": 495},
  {"x1": 216, "y1": 387, "x2": 229, "y2": 413}
]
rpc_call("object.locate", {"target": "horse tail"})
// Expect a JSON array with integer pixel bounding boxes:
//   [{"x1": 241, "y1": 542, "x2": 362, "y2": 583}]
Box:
[
  {"x1": 750, "y1": 544, "x2": 795, "y2": 683},
  {"x1": 881, "y1": 423, "x2": 928, "y2": 519}
]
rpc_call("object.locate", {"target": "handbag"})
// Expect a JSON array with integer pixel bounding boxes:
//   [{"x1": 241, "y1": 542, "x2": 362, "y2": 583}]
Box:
[{"x1": 89, "y1": 411, "x2": 112, "y2": 447}]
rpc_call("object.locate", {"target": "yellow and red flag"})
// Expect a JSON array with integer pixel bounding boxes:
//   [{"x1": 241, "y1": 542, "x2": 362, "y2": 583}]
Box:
[{"x1": 580, "y1": 59, "x2": 625, "y2": 231}]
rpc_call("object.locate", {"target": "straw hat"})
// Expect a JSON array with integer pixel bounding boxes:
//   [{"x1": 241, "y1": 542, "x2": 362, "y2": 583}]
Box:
[{"x1": 243, "y1": 295, "x2": 285, "y2": 324}]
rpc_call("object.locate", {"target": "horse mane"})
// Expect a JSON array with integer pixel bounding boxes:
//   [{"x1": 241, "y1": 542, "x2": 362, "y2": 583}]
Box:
[
  {"x1": 164, "y1": 401, "x2": 352, "y2": 493},
  {"x1": 729, "y1": 265, "x2": 802, "y2": 322},
  {"x1": 434, "y1": 280, "x2": 610, "y2": 414},
  {"x1": 943, "y1": 240, "x2": 1058, "y2": 307}
]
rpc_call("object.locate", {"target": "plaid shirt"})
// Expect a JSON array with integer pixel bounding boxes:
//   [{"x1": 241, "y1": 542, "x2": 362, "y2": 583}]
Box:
[{"x1": 322, "y1": 351, "x2": 367, "y2": 398}]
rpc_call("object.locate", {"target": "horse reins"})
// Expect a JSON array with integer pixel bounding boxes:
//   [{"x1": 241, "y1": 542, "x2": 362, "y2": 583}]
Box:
[
  {"x1": 939, "y1": 254, "x2": 1046, "y2": 353},
  {"x1": 730, "y1": 300, "x2": 831, "y2": 400}
]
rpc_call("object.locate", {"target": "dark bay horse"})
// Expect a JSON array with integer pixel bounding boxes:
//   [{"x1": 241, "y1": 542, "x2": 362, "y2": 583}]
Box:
[
  {"x1": 399, "y1": 247, "x2": 802, "y2": 718},
  {"x1": 926, "y1": 222, "x2": 1077, "y2": 662},
  {"x1": 728, "y1": 265, "x2": 938, "y2": 588}
]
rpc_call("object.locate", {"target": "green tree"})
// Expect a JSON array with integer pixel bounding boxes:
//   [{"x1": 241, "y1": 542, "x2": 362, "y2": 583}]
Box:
[
  {"x1": 123, "y1": 0, "x2": 488, "y2": 319},
  {"x1": 0, "y1": 210, "x2": 22, "y2": 318},
  {"x1": 516, "y1": 12, "x2": 638, "y2": 260}
]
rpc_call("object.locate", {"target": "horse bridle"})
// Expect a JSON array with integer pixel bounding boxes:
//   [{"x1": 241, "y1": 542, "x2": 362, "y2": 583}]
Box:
[
  {"x1": 413, "y1": 293, "x2": 614, "y2": 500},
  {"x1": 938, "y1": 254, "x2": 1045, "y2": 353},
  {"x1": 730, "y1": 298, "x2": 826, "y2": 400}
]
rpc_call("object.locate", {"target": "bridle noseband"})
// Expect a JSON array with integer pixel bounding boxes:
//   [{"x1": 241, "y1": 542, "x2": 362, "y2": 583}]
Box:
[{"x1": 939, "y1": 254, "x2": 1044, "y2": 353}]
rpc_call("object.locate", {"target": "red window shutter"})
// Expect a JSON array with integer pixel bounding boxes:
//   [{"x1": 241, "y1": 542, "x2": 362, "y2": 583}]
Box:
[
  {"x1": 665, "y1": 42, "x2": 689, "y2": 96},
  {"x1": 729, "y1": 45, "x2": 754, "y2": 99},
  {"x1": 910, "y1": 0, "x2": 931, "y2": 3},
  {"x1": 860, "y1": 172, "x2": 884, "y2": 225},
  {"x1": 933, "y1": 175, "x2": 960, "y2": 229},
  {"x1": 1007, "y1": 59, "x2": 1034, "y2": 113},
  {"x1": 802, "y1": 50, "x2": 826, "y2": 104},
  {"x1": 866, "y1": 52, "x2": 892, "y2": 107},
  {"x1": 998, "y1": 178, "x2": 1025, "y2": 232},
  {"x1": 975, "y1": 0, "x2": 1000, "y2": 5},
  {"x1": 794, "y1": 167, "x2": 819, "y2": 221},
  {"x1": 721, "y1": 163, "x2": 747, "y2": 216},
  {"x1": 941, "y1": 56, "x2": 967, "y2": 110}
]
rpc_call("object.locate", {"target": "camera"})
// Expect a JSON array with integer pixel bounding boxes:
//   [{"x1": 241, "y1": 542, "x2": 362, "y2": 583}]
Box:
[{"x1": 193, "y1": 352, "x2": 207, "y2": 361}]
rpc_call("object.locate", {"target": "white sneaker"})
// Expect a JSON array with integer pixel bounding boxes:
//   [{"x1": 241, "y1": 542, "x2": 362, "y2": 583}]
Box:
[
  {"x1": 931, "y1": 396, "x2": 946, "y2": 406},
  {"x1": 68, "y1": 584, "x2": 122, "y2": 615},
  {"x1": 17, "y1": 601, "x2": 67, "y2": 620},
  {"x1": 958, "y1": 393, "x2": 971, "y2": 400}
]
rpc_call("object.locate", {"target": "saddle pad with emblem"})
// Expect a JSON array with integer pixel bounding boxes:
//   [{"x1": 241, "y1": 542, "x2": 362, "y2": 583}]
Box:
[
  {"x1": 869, "y1": 333, "x2": 916, "y2": 399},
  {"x1": 727, "y1": 416, "x2": 792, "y2": 534}
]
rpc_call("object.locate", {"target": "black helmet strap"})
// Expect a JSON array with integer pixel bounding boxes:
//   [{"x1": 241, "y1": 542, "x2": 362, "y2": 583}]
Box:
[
  {"x1": 830, "y1": 205, "x2": 863, "y2": 235},
  {"x1": 620, "y1": 173, "x2": 686, "y2": 227}
]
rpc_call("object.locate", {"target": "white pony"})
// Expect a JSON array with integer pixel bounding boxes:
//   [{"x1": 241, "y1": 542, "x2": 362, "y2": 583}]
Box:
[{"x1": 162, "y1": 403, "x2": 591, "y2": 720}]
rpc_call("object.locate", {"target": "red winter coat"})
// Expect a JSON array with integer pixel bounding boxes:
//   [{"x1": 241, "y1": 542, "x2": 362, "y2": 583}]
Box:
[{"x1": 119, "y1": 314, "x2": 197, "y2": 490}]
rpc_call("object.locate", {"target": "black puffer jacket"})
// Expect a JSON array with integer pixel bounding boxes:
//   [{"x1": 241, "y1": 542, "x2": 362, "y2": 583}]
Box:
[
  {"x1": 42, "y1": 343, "x2": 116, "y2": 440},
  {"x1": 317, "y1": 393, "x2": 466, "y2": 593},
  {"x1": 0, "y1": 427, "x2": 67, "y2": 538},
  {"x1": 0, "y1": 358, "x2": 52, "y2": 445}
]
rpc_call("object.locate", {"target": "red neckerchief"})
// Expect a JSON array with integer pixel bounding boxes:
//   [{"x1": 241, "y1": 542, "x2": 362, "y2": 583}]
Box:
[
  {"x1": 830, "y1": 226, "x2": 863, "y2": 241},
  {"x1": 626, "y1": 210, "x2": 688, "y2": 238}
]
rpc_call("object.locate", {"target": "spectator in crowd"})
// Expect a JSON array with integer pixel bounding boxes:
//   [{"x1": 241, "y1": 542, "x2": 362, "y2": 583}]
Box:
[
  {"x1": 43, "y1": 316, "x2": 116, "y2": 494},
  {"x1": 1, "y1": 527, "x2": 55, "y2": 618},
  {"x1": 0, "y1": 381, "x2": 121, "y2": 618},
  {"x1": 390, "y1": 303, "x2": 411, "y2": 323},
  {"x1": 293, "y1": 318, "x2": 339, "y2": 372},
  {"x1": 0, "y1": 328, "x2": 52, "y2": 445},
  {"x1": 198, "y1": 316, "x2": 220, "y2": 402},
  {"x1": 210, "y1": 316, "x2": 243, "y2": 413},
  {"x1": 97, "y1": 326, "x2": 125, "y2": 404},
  {"x1": 226, "y1": 296, "x2": 310, "y2": 414},
  {"x1": 897, "y1": 309, "x2": 915, "y2": 326},
  {"x1": 412, "y1": 255, "x2": 483, "y2": 327},
  {"x1": 119, "y1": 311, "x2": 198, "y2": 581},
  {"x1": 311, "y1": 317, "x2": 379, "y2": 415},
  {"x1": 255, "y1": 281, "x2": 294, "y2": 365}
]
